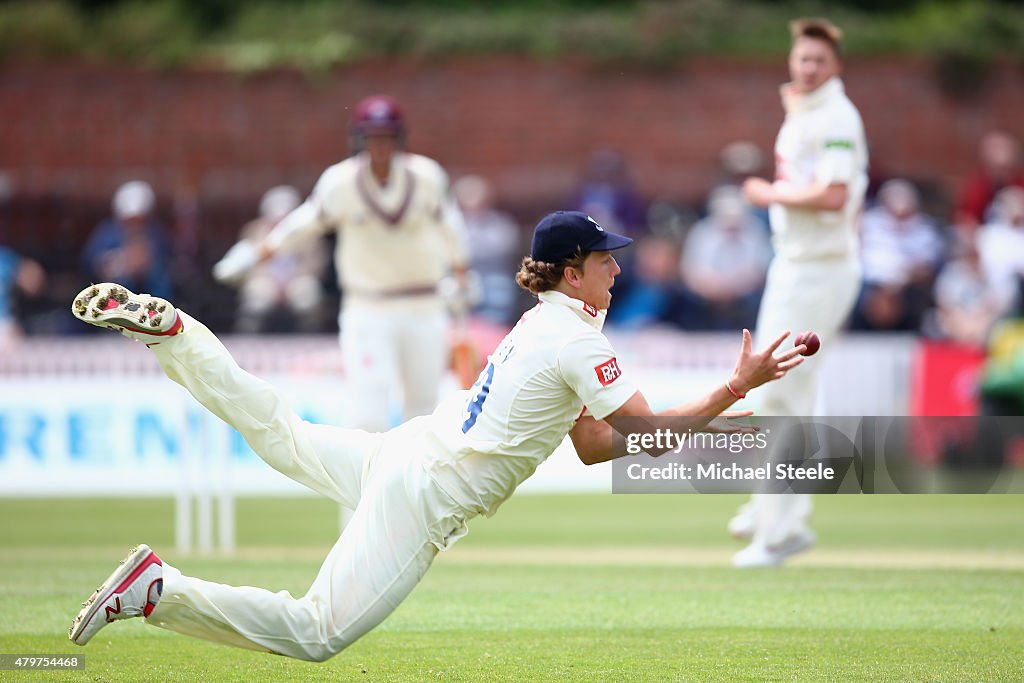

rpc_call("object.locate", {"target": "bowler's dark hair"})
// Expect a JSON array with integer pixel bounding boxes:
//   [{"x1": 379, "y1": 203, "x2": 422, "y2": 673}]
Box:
[{"x1": 515, "y1": 248, "x2": 588, "y2": 295}]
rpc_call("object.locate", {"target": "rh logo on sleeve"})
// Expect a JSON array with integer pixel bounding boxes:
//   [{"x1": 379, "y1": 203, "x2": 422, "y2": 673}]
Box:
[{"x1": 594, "y1": 358, "x2": 622, "y2": 386}]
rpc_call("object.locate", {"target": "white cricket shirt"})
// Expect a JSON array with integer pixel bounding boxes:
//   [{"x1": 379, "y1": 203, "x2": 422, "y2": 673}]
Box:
[
  {"x1": 411, "y1": 289, "x2": 638, "y2": 518},
  {"x1": 268, "y1": 151, "x2": 468, "y2": 310},
  {"x1": 770, "y1": 77, "x2": 868, "y2": 261}
]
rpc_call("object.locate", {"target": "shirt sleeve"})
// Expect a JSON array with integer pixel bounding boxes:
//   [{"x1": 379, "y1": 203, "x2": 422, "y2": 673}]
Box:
[
  {"x1": 418, "y1": 157, "x2": 469, "y2": 270},
  {"x1": 815, "y1": 114, "x2": 861, "y2": 187},
  {"x1": 557, "y1": 332, "x2": 637, "y2": 421},
  {"x1": 263, "y1": 166, "x2": 338, "y2": 253}
]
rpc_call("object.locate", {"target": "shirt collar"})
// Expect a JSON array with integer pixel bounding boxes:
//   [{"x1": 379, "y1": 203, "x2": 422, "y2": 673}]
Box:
[
  {"x1": 358, "y1": 152, "x2": 404, "y2": 188},
  {"x1": 780, "y1": 76, "x2": 844, "y2": 114},
  {"x1": 538, "y1": 290, "x2": 607, "y2": 331}
]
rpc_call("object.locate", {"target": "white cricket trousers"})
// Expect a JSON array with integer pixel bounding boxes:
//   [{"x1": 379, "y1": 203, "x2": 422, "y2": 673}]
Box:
[
  {"x1": 748, "y1": 254, "x2": 861, "y2": 546},
  {"x1": 340, "y1": 304, "x2": 448, "y2": 432},
  {"x1": 144, "y1": 314, "x2": 467, "y2": 661}
]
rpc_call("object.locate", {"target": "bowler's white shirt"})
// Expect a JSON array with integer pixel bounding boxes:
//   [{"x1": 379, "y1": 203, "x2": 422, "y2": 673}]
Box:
[
  {"x1": 412, "y1": 290, "x2": 637, "y2": 517},
  {"x1": 770, "y1": 77, "x2": 868, "y2": 261}
]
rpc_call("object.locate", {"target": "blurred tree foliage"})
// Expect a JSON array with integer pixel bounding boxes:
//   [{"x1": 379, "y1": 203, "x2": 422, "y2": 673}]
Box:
[{"x1": 0, "y1": 0, "x2": 1022, "y2": 72}]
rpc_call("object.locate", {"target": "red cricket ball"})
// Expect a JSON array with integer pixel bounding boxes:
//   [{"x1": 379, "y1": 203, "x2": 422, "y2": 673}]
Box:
[{"x1": 794, "y1": 331, "x2": 820, "y2": 356}]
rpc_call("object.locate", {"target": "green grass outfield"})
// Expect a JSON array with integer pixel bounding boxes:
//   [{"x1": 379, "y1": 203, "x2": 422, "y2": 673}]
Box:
[{"x1": 2, "y1": 494, "x2": 1022, "y2": 682}]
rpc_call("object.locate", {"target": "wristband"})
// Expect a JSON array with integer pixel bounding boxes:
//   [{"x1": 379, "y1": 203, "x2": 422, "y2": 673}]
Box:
[{"x1": 725, "y1": 380, "x2": 746, "y2": 400}]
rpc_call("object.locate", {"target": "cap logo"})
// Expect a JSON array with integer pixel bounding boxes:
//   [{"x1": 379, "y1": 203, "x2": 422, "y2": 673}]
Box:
[{"x1": 587, "y1": 216, "x2": 604, "y2": 231}]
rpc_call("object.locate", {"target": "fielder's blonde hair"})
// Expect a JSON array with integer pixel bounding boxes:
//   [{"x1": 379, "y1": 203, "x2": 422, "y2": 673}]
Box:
[{"x1": 515, "y1": 248, "x2": 588, "y2": 295}]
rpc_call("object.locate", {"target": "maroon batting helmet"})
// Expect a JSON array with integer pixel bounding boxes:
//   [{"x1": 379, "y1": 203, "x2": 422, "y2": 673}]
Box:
[
  {"x1": 349, "y1": 94, "x2": 406, "y2": 153},
  {"x1": 351, "y1": 95, "x2": 405, "y2": 136}
]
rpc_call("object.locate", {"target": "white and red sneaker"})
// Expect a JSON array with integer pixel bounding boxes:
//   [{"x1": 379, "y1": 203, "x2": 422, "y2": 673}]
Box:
[
  {"x1": 69, "y1": 544, "x2": 163, "y2": 646},
  {"x1": 71, "y1": 283, "x2": 183, "y2": 344},
  {"x1": 732, "y1": 529, "x2": 817, "y2": 569}
]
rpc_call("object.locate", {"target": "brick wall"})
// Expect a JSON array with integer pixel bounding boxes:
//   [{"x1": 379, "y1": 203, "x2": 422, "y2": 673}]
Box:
[{"x1": 2, "y1": 55, "x2": 1023, "y2": 241}]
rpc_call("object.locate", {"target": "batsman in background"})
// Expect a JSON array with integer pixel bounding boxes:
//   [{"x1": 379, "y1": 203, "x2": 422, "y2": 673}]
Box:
[
  {"x1": 214, "y1": 94, "x2": 474, "y2": 432},
  {"x1": 732, "y1": 18, "x2": 868, "y2": 568}
]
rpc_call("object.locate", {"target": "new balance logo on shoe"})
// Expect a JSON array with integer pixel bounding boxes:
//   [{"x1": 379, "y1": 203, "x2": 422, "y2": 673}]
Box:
[
  {"x1": 69, "y1": 544, "x2": 164, "y2": 646},
  {"x1": 105, "y1": 597, "x2": 122, "y2": 622}
]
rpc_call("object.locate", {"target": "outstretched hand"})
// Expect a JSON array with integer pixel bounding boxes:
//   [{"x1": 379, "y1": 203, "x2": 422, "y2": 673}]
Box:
[
  {"x1": 704, "y1": 409, "x2": 757, "y2": 434},
  {"x1": 728, "y1": 329, "x2": 806, "y2": 396}
]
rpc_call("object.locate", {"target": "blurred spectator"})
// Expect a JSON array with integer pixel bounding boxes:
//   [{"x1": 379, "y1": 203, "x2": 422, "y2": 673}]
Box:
[
  {"x1": 82, "y1": 181, "x2": 172, "y2": 299},
  {"x1": 718, "y1": 140, "x2": 767, "y2": 187},
  {"x1": 714, "y1": 140, "x2": 770, "y2": 227},
  {"x1": 645, "y1": 199, "x2": 694, "y2": 244},
  {"x1": 0, "y1": 244, "x2": 44, "y2": 349},
  {"x1": 232, "y1": 185, "x2": 328, "y2": 333},
  {"x1": 977, "y1": 186, "x2": 1024, "y2": 305},
  {"x1": 677, "y1": 187, "x2": 772, "y2": 330},
  {"x1": 979, "y1": 309, "x2": 1024, "y2": 418},
  {"x1": 926, "y1": 229, "x2": 1014, "y2": 346},
  {"x1": 166, "y1": 183, "x2": 216, "y2": 324},
  {"x1": 606, "y1": 234, "x2": 682, "y2": 329},
  {"x1": 568, "y1": 148, "x2": 647, "y2": 237},
  {"x1": 453, "y1": 175, "x2": 522, "y2": 325},
  {"x1": 955, "y1": 130, "x2": 1024, "y2": 231},
  {"x1": 852, "y1": 179, "x2": 945, "y2": 331},
  {"x1": 973, "y1": 283, "x2": 1024, "y2": 469}
]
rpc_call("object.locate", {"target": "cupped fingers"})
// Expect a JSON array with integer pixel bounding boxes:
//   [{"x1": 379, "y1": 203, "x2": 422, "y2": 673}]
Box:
[
  {"x1": 774, "y1": 345, "x2": 806, "y2": 362},
  {"x1": 763, "y1": 330, "x2": 791, "y2": 355},
  {"x1": 777, "y1": 356, "x2": 805, "y2": 371}
]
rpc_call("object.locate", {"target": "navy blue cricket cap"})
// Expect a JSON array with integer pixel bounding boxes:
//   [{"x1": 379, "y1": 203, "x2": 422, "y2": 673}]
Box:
[{"x1": 530, "y1": 211, "x2": 633, "y2": 263}]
